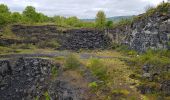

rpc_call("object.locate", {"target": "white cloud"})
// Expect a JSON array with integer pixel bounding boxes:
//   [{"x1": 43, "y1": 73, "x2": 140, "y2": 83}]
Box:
[{"x1": 0, "y1": 0, "x2": 165, "y2": 18}]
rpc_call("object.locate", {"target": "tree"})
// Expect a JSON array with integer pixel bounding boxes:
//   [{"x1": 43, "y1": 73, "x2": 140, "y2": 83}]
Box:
[
  {"x1": 37, "y1": 13, "x2": 49, "y2": 23},
  {"x1": 11, "y1": 12, "x2": 23, "y2": 23},
  {"x1": 106, "y1": 21, "x2": 113, "y2": 29},
  {"x1": 23, "y1": 6, "x2": 38, "y2": 22},
  {"x1": 66, "y1": 16, "x2": 80, "y2": 27},
  {"x1": 0, "y1": 4, "x2": 11, "y2": 26},
  {"x1": 95, "y1": 10, "x2": 106, "y2": 30}
]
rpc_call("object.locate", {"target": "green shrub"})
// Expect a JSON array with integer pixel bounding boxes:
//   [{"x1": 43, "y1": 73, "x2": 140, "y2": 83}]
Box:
[
  {"x1": 111, "y1": 89, "x2": 130, "y2": 96},
  {"x1": 157, "y1": 2, "x2": 170, "y2": 14},
  {"x1": 130, "y1": 49, "x2": 170, "y2": 67},
  {"x1": 44, "y1": 91, "x2": 50, "y2": 100},
  {"x1": 88, "y1": 58, "x2": 108, "y2": 81},
  {"x1": 64, "y1": 54, "x2": 80, "y2": 70},
  {"x1": 51, "y1": 66, "x2": 58, "y2": 78},
  {"x1": 88, "y1": 82, "x2": 98, "y2": 89}
]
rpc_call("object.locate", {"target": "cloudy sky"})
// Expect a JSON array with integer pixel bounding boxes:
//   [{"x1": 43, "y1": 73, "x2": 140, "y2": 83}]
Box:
[{"x1": 0, "y1": 0, "x2": 167, "y2": 18}]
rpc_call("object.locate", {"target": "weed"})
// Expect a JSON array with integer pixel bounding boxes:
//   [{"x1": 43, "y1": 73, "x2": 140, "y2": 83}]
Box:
[
  {"x1": 51, "y1": 66, "x2": 58, "y2": 78},
  {"x1": 64, "y1": 54, "x2": 80, "y2": 70},
  {"x1": 87, "y1": 58, "x2": 108, "y2": 81},
  {"x1": 88, "y1": 82, "x2": 98, "y2": 88},
  {"x1": 44, "y1": 91, "x2": 50, "y2": 100},
  {"x1": 111, "y1": 89, "x2": 130, "y2": 96},
  {"x1": 37, "y1": 40, "x2": 60, "y2": 49}
]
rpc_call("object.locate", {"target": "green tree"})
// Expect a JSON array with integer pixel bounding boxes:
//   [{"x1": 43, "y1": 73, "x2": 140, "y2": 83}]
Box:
[
  {"x1": 0, "y1": 4, "x2": 11, "y2": 26},
  {"x1": 106, "y1": 21, "x2": 113, "y2": 29},
  {"x1": 11, "y1": 12, "x2": 23, "y2": 23},
  {"x1": 23, "y1": 6, "x2": 38, "y2": 22},
  {"x1": 37, "y1": 13, "x2": 49, "y2": 23},
  {"x1": 95, "y1": 10, "x2": 106, "y2": 30},
  {"x1": 66, "y1": 16, "x2": 81, "y2": 27}
]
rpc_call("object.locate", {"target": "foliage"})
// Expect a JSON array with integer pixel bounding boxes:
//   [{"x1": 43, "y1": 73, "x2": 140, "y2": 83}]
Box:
[
  {"x1": 111, "y1": 89, "x2": 130, "y2": 96},
  {"x1": 44, "y1": 91, "x2": 50, "y2": 100},
  {"x1": 51, "y1": 66, "x2": 58, "y2": 78},
  {"x1": 88, "y1": 82, "x2": 98, "y2": 88},
  {"x1": 112, "y1": 18, "x2": 133, "y2": 28},
  {"x1": 88, "y1": 82, "x2": 98, "y2": 92},
  {"x1": 130, "y1": 49, "x2": 170, "y2": 67},
  {"x1": 11, "y1": 12, "x2": 23, "y2": 23},
  {"x1": 87, "y1": 58, "x2": 108, "y2": 81},
  {"x1": 64, "y1": 54, "x2": 80, "y2": 70},
  {"x1": 95, "y1": 10, "x2": 106, "y2": 30},
  {"x1": 0, "y1": 4, "x2": 11, "y2": 26},
  {"x1": 106, "y1": 21, "x2": 113, "y2": 29},
  {"x1": 23, "y1": 6, "x2": 48, "y2": 23}
]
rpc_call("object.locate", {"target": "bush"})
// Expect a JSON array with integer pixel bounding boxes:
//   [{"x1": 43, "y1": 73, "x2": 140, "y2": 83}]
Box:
[
  {"x1": 51, "y1": 66, "x2": 58, "y2": 78},
  {"x1": 88, "y1": 82, "x2": 98, "y2": 88},
  {"x1": 44, "y1": 91, "x2": 50, "y2": 100},
  {"x1": 88, "y1": 58, "x2": 108, "y2": 81},
  {"x1": 64, "y1": 54, "x2": 80, "y2": 70}
]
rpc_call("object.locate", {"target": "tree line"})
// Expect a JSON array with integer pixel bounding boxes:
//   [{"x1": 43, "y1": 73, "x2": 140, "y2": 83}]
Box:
[{"x1": 0, "y1": 4, "x2": 124, "y2": 29}]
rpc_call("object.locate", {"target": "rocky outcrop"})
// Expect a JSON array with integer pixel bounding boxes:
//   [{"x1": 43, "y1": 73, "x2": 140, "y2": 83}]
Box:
[
  {"x1": 108, "y1": 11, "x2": 170, "y2": 52},
  {"x1": 0, "y1": 57, "x2": 60, "y2": 100},
  {"x1": 59, "y1": 29, "x2": 111, "y2": 50},
  {"x1": 11, "y1": 25, "x2": 111, "y2": 50},
  {"x1": 0, "y1": 57, "x2": 94, "y2": 100}
]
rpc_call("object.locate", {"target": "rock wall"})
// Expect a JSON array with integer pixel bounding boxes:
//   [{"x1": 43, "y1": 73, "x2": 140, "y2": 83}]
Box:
[
  {"x1": 0, "y1": 58, "x2": 60, "y2": 100},
  {"x1": 108, "y1": 11, "x2": 170, "y2": 52},
  {"x1": 11, "y1": 25, "x2": 111, "y2": 50}
]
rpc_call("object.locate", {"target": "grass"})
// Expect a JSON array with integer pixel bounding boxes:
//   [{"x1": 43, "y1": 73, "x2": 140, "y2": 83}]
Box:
[
  {"x1": 79, "y1": 51, "x2": 143, "y2": 99},
  {"x1": 37, "y1": 40, "x2": 60, "y2": 49},
  {"x1": 128, "y1": 49, "x2": 170, "y2": 98},
  {"x1": 64, "y1": 53, "x2": 80, "y2": 70},
  {"x1": 44, "y1": 91, "x2": 50, "y2": 100},
  {"x1": 87, "y1": 58, "x2": 108, "y2": 81},
  {"x1": 51, "y1": 66, "x2": 58, "y2": 78},
  {"x1": 0, "y1": 25, "x2": 20, "y2": 39}
]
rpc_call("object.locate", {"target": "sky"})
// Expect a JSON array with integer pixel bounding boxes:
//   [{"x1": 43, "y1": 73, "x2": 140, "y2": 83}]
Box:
[{"x1": 0, "y1": 0, "x2": 167, "y2": 18}]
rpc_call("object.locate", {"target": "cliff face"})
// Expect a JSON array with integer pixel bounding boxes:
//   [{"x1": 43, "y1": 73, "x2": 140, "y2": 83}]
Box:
[
  {"x1": 108, "y1": 10, "x2": 170, "y2": 52},
  {"x1": 11, "y1": 25, "x2": 111, "y2": 50}
]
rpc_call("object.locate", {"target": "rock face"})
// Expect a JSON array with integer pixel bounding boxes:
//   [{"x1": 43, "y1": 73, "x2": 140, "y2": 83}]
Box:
[
  {"x1": 0, "y1": 57, "x2": 91, "y2": 100},
  {"x1": 11, "y1": 25, "x2": 111, "y2": 50},
  {"x1": 0, "y1": 57, "x2": 59, "y2": 100},
  {"x1": 59, "y1": 29, "x2": 111, "y2": 50},
  {"x1": 108, "y1": 11, "x2": 170, "y2": 52}
]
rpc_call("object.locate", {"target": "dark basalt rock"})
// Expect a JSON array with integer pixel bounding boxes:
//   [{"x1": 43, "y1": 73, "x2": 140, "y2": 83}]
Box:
[
  {"x1": 161, "y1": 80, "x2": 170, "y2": 96},
  {"x1": 11, "y1": 25, "x2": 111, "y2": 50},
  {"x1": 0, "y1": 57, "x2": 89, "y2": 100},
  {"x1": 0, "y1": 57, "x2": 60, "y2": 100}
]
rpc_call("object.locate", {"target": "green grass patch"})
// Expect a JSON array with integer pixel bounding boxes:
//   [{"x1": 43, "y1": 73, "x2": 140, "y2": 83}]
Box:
[
  {"x1": 64, "y1": 54, "x2": 80, "y2": 70},
  {"x1": 87, "y1": 58, "x2": 108, "y2": 81}
]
